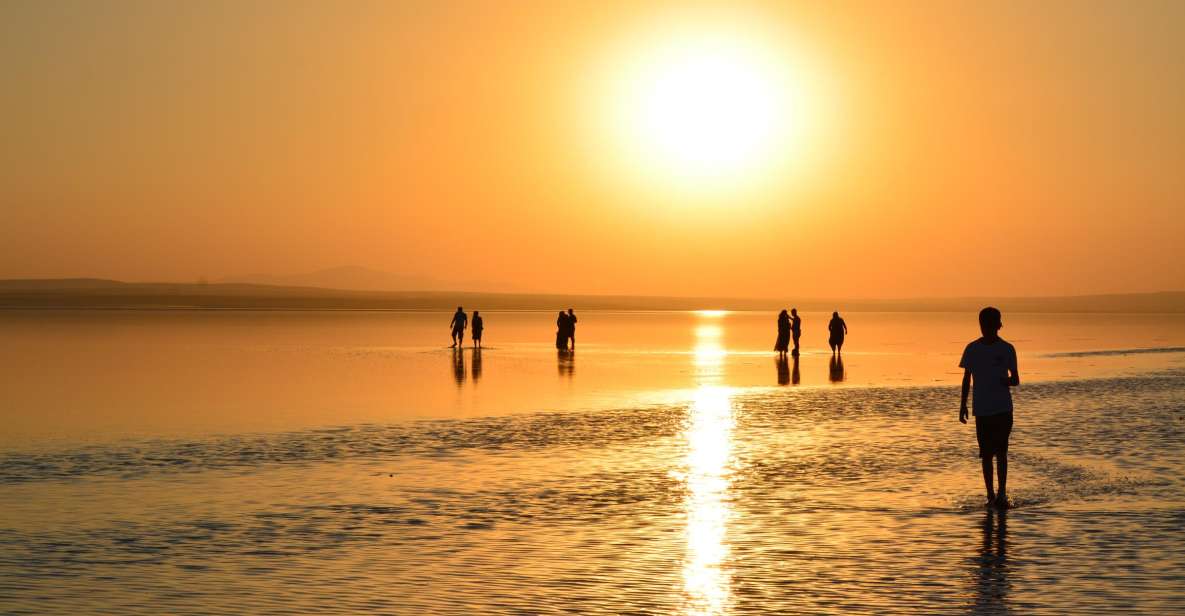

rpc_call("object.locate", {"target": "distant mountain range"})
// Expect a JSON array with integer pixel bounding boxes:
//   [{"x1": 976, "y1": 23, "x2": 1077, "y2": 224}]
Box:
[
  {"x1": 220, "y1": 265, "x2": 506, "y2": 293},
  {"x1": 0, "y1": 278, "x2": 1183, "y2": 313}
]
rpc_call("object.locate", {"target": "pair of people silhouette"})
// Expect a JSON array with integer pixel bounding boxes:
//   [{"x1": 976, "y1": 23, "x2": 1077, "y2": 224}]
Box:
[
  {"x1": 555, "y1": 309, "x2": 577, "y2": 351},
  {"x1": 449, "y1": 307, "x2": 484, "y2": 348},
  {"x1": 774, "y1": 308, "x2": 802, "y2": 357}
]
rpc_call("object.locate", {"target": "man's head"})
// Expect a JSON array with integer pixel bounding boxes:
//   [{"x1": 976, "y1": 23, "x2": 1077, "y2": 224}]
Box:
[
  {"x1": 457, "y1": 306, "x2": 463, "y2": 312},
  {"x1": 567, "y1": 308, "x2": 574, "y2": 315},
  {"x1": 791, "y1": 308, "x2": 798, "y2": 316},
  {"x1": 979, "y1": 307, "x2": 1002, "y2": 338}
]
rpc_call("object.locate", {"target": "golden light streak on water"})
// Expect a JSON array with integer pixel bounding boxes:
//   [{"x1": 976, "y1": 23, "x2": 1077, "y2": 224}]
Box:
[{"x1": 683, "y1": 314, "x2": 735, "y2": 615}]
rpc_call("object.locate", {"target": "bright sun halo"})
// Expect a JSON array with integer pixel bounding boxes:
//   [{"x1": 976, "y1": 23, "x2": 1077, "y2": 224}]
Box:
[{"x1": 606, "y1": 30, "x2": 805, "y2": 190}]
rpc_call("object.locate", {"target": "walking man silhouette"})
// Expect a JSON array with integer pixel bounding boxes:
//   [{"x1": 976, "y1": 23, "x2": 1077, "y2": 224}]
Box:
[
  {"x1": 959, "y1": 307, "x2": 1020, "y2": 509},
  {"x1": 449, "y1": 306, "x2": 468, "y2": 348}
]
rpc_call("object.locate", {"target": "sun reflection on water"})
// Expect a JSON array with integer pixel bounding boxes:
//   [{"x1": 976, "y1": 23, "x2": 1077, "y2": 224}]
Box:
[{"x1": 683, "y1": 315, "x2": 735, "y2": 615}]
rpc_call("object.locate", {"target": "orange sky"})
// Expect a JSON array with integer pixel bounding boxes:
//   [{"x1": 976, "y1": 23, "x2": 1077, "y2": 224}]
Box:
[{"x1": 2, "y1": 1, "x2": 1183, "y2": 298}]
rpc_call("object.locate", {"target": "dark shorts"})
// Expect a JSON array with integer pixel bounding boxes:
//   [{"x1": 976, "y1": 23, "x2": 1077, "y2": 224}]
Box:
[{"x1": 975, "y1": 412, "x2": 1013, "y2": 459}]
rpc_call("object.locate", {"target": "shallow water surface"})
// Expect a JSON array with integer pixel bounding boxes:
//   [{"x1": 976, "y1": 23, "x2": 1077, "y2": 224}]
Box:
[{"x1": 1, "y1": 310, "x2": 1184, "y2": 614}]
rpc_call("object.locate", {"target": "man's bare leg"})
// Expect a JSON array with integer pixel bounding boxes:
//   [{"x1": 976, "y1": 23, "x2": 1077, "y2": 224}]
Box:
[
  {"x1": 982, "y1": 456, "x2": 996, "y2": 506},
  {"x1": 995, "y1": 454, "x2": 1008, "y2": 508}
]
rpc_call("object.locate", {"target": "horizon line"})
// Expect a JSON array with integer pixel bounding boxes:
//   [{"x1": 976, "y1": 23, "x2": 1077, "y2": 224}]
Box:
[{"x1": 1, "y1": 276, "x2": 1182, "y2": 304}]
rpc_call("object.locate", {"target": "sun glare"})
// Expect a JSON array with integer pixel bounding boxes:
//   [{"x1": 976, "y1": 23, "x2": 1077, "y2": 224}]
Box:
[{"x1": 600, "y1": 25, "x2": 813, "y2": 194}]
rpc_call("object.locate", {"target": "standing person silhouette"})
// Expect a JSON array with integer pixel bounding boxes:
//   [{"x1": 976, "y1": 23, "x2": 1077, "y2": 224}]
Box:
[
  {"x1": 790, "y1": 308, "x2": 802, "y2": 357},
  {"x1": 828, "y1": 311, "x2": 848, "y2": 355},
  {"x1": 775, "y1": 309, "x2": 791, "y2": 356},
  {"x1": 449, "y1": 306, "x2": 468, "y2": 348},
  {"x1": 565, "y1": 308, "x2": 578, "y2": 350},
  {"x1": 471, "y1": 311, "x2": 484, "y2": 348},
  {"x1": 555, "y1": 311, "x2": 569, "y2": 350},
  {"x1": 959, "y1": 307, "x2": 1020, "y2": 509}
]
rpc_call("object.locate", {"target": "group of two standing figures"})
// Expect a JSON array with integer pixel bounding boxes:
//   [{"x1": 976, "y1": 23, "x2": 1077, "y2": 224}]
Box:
[
  {"x1": 776, "y1": 309, "x2": 848, "y2": 357},
  {"x1": 449, "y1": 306, "x2": 483, "y2": 348},
  {"x1": 555, "y1": 309, "x2": 577, "y2": 351}
]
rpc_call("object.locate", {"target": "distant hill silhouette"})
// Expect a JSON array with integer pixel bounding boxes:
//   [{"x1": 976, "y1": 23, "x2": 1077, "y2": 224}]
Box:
[
  {"x1": 0, "y1": 279, "x2": 1183, "y2": 313},
  {"x1": 221, "y1": 265, "x2": 504, "y2": 293}
]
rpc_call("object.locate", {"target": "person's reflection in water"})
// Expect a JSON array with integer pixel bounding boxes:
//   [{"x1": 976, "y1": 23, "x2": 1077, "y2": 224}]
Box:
[
  {"x1": 471, "y1": 347, "x2": 482, "y2": 383},
  {"x1": 776, "y1": 355, "x2": 790, "y2": 385},
  {"x1": 792, "y1": 354, "x2": 800, "y2": 385},
  {"x1": 829, "y1": 354, "x2": 846, "y2": 383},
  {"x1": 452, "y1": 348, "x2": 466, "y2": 387},
  {"x1": 557, "y1": 349, "x2": 574, "y2": 378},
  {"x1": 971, "y1": 509, "x2": 1011, "y2": 614}
]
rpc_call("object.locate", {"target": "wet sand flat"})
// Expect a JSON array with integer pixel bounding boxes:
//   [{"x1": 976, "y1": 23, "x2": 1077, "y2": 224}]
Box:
[{"x1": 1, "y1": 310, "x2": 1184, "y2": 614}]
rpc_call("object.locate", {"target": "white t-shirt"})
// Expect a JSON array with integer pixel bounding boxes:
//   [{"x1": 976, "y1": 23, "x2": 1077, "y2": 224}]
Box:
[{"x1": 958, "y1": 337, "x2": 1017, "y2": 416}]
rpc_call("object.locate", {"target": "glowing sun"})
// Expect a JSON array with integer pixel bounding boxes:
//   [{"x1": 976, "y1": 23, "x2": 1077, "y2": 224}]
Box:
[{"x1": 604, "y1": 30, "x2": 808, "y2": 190}]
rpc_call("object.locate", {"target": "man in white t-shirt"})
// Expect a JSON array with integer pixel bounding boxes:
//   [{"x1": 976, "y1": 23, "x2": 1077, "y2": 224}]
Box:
[{"x1": 959, "y1": 307, "x2": 1020, "y2": 509}]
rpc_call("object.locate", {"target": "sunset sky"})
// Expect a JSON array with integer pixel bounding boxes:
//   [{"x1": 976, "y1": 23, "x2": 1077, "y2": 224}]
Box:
[{"x1": 2, "y1": 1, "x2": 1183, "y2": 299}]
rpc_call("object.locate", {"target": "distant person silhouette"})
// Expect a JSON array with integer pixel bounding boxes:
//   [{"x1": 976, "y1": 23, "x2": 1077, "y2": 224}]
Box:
[
  {"x1": 555, "y1": 311, "x2": 570, "y2": 350},
  {"x1": 828, "y1": 311, "x2": 848, "y2": 354},
  {"x1": 776, "y1": 354, "x2": 790, "y2": 385},
  {"x1": 775, "y1": 309, "x2": 791, "y2": 356},
  {"x1": 471, "y1": 311, "x2": 484, "y2": 348},
  {"x1": 959, "y1": 307, "x2": 1020, "y2": 509},
  {"x1": 566, "y1": 308, "x2": 578, "y2": 350},
  {"x1": 829, "y1": 354, "x2": 845, "y2": 383},
  {"x1": 449, "y1": 306, "x2": 468, "y2": 348},
  {"x1": 790, "y1": 308, "x2": 802, "y2": 357}
]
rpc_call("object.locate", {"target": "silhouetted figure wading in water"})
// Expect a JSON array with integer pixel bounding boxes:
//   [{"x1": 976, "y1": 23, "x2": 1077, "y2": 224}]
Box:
[
  {"x1": 775, "y1": 309, "x2": 791, "y2": 356},
  {"x1": 828, "y1": 311, "x2": 848, "y2": 354},
  {"x1": 959, "y1": 307, "x2": 1020, "y2": 509},
  {"x1": 565, "y1": 308, "x2": 578, "y2": 350},
  {"x1": 555, "y1": 311, "x2": 570, "y2": 350},
  {"x1": 449, "y1": 306, "x2": 468, "y2": 348},
  {"x1": 790, "y1": 308, "x2": 802, "y2": 357},
  {"x1": 471, "y1": 311, "x2": 484, "y2": 348}
]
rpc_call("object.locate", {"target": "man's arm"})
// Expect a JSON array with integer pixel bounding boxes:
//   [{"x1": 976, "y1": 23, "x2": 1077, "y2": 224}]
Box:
[
  {"x1": 1003, "y1": 368, "x2": 1019, "y2": 387},
  {"x1": 1003, "y1": 347, "x2": 1020, "y2": 387},
  {"x1": 960, "y1": 369, "x2": 971, "y2": 423}
]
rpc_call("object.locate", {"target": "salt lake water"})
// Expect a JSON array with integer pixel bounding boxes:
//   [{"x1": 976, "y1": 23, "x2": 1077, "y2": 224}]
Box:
[{"x1": 1, "y1": 310, "x2": 1184, "y2": 614}]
